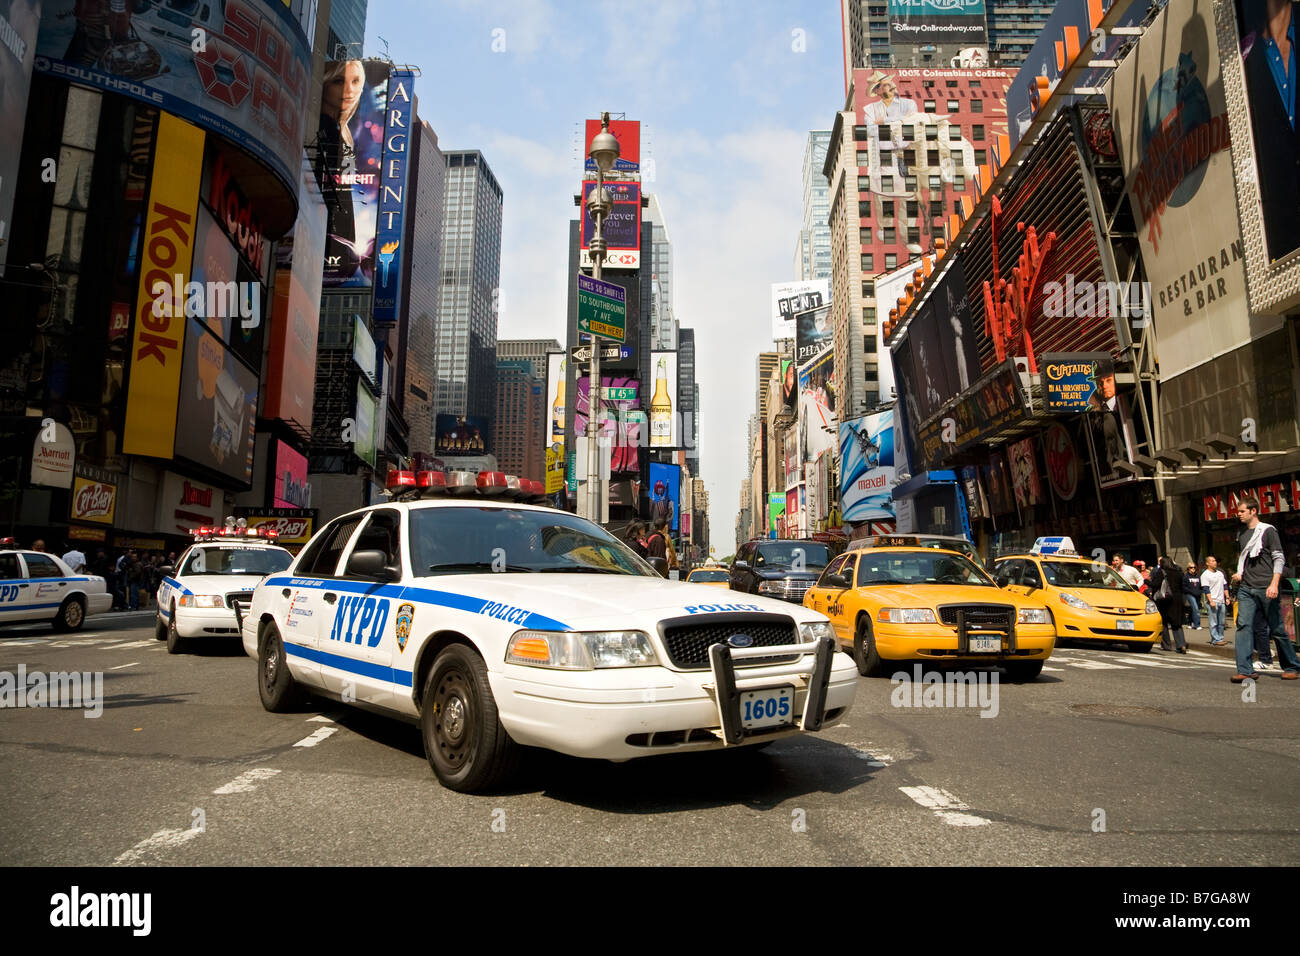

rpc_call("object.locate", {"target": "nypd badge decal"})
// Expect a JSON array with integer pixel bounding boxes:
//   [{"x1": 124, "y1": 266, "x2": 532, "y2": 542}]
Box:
[{"x1": 396, "y1": 602, "x2": 415, "y2": 653}]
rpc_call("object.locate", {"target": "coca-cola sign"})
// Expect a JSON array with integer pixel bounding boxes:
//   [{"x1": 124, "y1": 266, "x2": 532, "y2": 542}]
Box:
[{"x1": 71, "y1": 476, "x2": 117, "y2": 525}]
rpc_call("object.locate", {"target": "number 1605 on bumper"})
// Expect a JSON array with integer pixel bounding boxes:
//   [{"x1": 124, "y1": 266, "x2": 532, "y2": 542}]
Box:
[{"x1": 741, "y1": 687, "x2": 794, "y2": 729}]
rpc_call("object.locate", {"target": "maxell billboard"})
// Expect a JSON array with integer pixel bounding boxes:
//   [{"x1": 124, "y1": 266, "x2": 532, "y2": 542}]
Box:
[
  {"x1": 372, "y1": 69, "x2": 415, "y2": 325},
  {"x1": 1106, "y1": 0, "x2": 1279, "y2": 381}
]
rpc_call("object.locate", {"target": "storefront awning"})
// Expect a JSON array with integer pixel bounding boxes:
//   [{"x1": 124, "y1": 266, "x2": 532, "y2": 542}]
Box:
[{"x1": 893, "y1": 471, "x2": 957, "y2": 500}]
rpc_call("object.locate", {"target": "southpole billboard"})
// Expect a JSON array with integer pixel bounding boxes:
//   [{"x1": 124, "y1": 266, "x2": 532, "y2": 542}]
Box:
[
  {"x1": 583, "y1": 119, "x2": 640, "y2": 173},
  {"x1": 123, "y1": 113, "x2": 205, "y2": 460},
  {"x1": 372, "y1": 69, "x2": 415, "y2": 325}
]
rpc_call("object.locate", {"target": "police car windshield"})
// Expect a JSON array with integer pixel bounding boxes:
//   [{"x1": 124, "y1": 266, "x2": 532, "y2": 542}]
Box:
[
  {"x1": 181, "y1": 547, "x2": 292, "y2": 576},
  {"x1": 856, "y1": 551, "x2": 994, "y2": 586},
  {"x1": 409, "y1": 508, "x2": 658, "y2": 577},
  {"x1": 1043, "y1": 562, "x2": 1131, "y2": 590}
]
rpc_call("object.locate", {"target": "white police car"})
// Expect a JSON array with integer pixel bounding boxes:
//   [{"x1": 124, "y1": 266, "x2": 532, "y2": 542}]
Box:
[
  {"x1": 0, "y1": 546, "x2": 112, "y2": 631},
  {"x1": 156, "y1": 521, "x2": 294, "y2": 654},
  {"x1": 242, "y1": 470, "x2": 859, "y2": 793}
]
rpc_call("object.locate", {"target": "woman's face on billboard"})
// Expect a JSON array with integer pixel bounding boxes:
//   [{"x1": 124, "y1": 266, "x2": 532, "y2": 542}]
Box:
[{"x1": 324, "y1": 61, "x2": 365, "y2": 119}]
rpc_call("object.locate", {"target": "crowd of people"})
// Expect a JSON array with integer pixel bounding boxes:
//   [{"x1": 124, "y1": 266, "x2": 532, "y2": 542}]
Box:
[
  {"x1": 622, "y1": 520, "x2": 679, "y2": 575},
  {"x1": 22, "y1": 538, "x2": 178, "y2": 612}
]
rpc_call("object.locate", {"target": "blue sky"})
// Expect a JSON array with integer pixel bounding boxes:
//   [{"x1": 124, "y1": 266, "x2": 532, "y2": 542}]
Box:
[{"x1": 366, "y1": 0, "x2": 845, "y2": 547}]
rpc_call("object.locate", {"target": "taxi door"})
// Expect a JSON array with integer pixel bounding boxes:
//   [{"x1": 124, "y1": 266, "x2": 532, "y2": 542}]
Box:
[
  {"x1": 318, "y1": 509, "x2": 404, "y2": 710},
  {"x1": 807, "y1": 554, "x2": 856, "y2": 646},
  {"x1": 805, "y1": 554, "x2": 847, "y2": 615},
  {"x1": 993, "y1": 559, "x2": 1027, "y2": 596}
]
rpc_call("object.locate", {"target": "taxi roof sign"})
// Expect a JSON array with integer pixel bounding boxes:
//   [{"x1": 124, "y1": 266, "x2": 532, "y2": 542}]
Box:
[{"x1": 1030, "y1": 536, "x2": 1077, "y2": 556}]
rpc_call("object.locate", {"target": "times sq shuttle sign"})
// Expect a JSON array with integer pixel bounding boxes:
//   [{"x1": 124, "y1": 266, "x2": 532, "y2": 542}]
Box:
[{"x1": 372, "y1": 69, "x2": 415, "y2": 326}]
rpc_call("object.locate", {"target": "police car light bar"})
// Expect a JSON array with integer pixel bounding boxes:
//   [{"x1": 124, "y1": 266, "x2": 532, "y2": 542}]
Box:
[
  {"x1": 477, "y1": 471, "x2": 508, "y2": 496},
  {"x1": 447, "y1": 471, "x2": 478, "y2": 495},
  {"x1": 416, "y1": 470, "x2": 447, "y2": 491}
]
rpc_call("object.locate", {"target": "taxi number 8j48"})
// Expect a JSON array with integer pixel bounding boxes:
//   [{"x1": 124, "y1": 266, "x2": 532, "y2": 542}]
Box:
[{"x1": 740, "y1": 687, "x2": 794, "y2": 729}]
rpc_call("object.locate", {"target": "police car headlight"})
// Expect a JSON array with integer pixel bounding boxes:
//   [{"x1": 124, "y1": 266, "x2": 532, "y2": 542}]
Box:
[
  {"x1": 798, "y1": 622, "x2": 835, "y2": 643},
  {"x1": 506, "y1": 630, "x2": 659, "y2": 669},
  {"x1": 1145, "y1": 600, "x2": 1159, "y2": 615},
  {"x1": 179, "y1": 594, "x2": 225, "y2": 608},
  {"x1": 878, "y1": 607, "x2": 938, "y2": 624},
  {"x1": 1058, "y1": 593, "x2": 1091, "y2": 611},
  {"x1": 1017, "y1": 608, "x2": 1052, "y2": 625}
]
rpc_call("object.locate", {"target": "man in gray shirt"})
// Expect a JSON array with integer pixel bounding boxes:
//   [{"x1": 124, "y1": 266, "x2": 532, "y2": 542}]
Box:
[{"x1": 1230, "y1": 495, "x2": 1300, "y2": 681}]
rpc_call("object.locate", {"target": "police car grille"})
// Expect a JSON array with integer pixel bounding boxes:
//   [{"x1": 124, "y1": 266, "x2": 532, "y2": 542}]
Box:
[
  {"x1": 226, "y1": 592, "x2": 254, "y2": 610},
  {"x1": 937, "y1": 605, "x2": 1014, "y2": 630},
  {"x1": 661, "y1": 619, "x2": 800, "y2": 670}
]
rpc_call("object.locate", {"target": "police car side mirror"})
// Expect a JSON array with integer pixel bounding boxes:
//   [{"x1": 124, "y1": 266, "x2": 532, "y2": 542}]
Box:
[
  {"x1": 160, "y1": 565, "x2": 173, "y2": 576},
  {"x1": 347, "y1": 550, "x2": 397, "y2": 581},
  {"x1": 648, "y1": 556, "x2": 669, "y2": 577}
]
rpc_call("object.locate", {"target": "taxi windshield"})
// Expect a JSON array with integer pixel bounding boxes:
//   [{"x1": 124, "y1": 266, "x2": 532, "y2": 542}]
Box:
[
  {"x1": 410, "y1": 508, "x2": 659, "y2": 577},
  {"x1": 688, "y1": 569, "x2": 729, "y2": 582},
  {"x1": 181, "y1": 547, "x2": 292, "y2": 576},
  {"x1": 856, "y1": 550, "x2": 994, "y2": 587},
  {"x1": 1042, "y1": 561, "x2": 1132, "y2": 590}
]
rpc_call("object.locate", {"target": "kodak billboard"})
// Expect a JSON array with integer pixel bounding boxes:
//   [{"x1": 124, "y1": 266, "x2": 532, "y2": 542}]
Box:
[{"x1": 123, "y1": 113, "x2": 205, "y2": 459}]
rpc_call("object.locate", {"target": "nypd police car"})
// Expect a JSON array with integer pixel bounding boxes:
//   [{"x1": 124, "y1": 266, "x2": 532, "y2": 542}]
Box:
[
  {"x1": 242, "y1": 469, "x2": 858, "y2": 793},
  {"x1": 156, "y1": 521, "x2": 293, "y2": 654},
  {"x1": 0, "y1": 546, "x2": 112, "y2": 631}
]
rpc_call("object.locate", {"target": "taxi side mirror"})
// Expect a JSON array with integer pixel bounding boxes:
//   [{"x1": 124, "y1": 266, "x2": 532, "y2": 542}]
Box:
[
  {"x1": 829, "y1": 572, "x2": 851, "y2": 589},
  {"x1": 995, "y1": 573, "x2": 1011, "y2": 588},
  {"x1": 347, "y1": 549, "x2": 397, "y2": 581}
]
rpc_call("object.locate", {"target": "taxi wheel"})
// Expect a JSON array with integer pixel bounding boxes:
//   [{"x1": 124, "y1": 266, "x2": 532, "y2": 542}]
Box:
[
  {"x1": 166, "y1": 603, "x2": 188, "y2": 654},
  {"x1": 52, "y1": 597, "x2": 85, "y2": 633},
  {"x1": 258, "y1": 623, "x2": 305, "y2": 712},
  {"x1": 421, "y1": 644, "x2": 521, "y2": 793},
  {"x1": 853, "y1": 617, "x2": 887, "y2": 677},
  {"x1": 1003, "y1": 660, "x2": 1043, "y2": 683}
]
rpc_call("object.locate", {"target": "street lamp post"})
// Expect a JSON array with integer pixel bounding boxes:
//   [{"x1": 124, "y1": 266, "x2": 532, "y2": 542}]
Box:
[{"x1": 585, "y1": 113, "x2": 619, "y2": 524}]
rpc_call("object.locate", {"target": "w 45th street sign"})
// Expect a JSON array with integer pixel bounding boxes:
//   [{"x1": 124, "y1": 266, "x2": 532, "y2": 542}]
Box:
[{"x1": 577, "y1": 274, "x2": 626, "y2": 343}]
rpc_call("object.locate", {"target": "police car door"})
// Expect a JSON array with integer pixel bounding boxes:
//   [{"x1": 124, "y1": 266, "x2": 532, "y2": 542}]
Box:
[
  {"x1": 21, "y1": 553, "x2": 72, "y2": 620},
  {"x1": 0, "y1": 553, "x2": 30, "y2": 623},
  {"x1": 282, "y1": 515, "x2": 370, "y2": 689},
  {"x1": 318, "y1": 509, "x2": 404, "y2": 710}
]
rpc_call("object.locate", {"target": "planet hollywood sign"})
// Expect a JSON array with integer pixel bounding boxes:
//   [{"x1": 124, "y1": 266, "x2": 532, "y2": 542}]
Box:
[{"x1": 1202, "y1": 477, "x2": 1300, "y2": 522}]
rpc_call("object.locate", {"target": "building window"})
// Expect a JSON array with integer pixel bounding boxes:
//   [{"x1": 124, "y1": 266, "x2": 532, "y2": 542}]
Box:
[
  {"x1": 881, "y1": 199, "x2": 895, "y2": 217},
  {"x1": 954, "y1": 200, "x2": 963, "y2": 215},
  {"x1": 905, "y1": 200, "x2": 918, "y2": 218},
  {"x1": 864, "y1": 335, "x2": 878, "y2": 351},
  {"x1": 924, "y1": 100, "x2": 937, "y2": 113},
  {"x1": 905, "y1": 174, "x2": 917, "y2": 190},
  {"x1": 856, "y1": 150, "x2": 870, "y2": 166},
  {"x1": 882, "y1": 226, "x2": 896, "y2": 242},
  {"x1": 947, "y1": 100, "x2": 960, "y2": 111},
  {"x1": 907, "y1": 227, "x2": 920, "y2": 244},
  {"x1": 929, "y1": 174, "x2": 942, "y2": 189},
  {"x1": 930, "y1": 199, "x2": 945, "y2": 217},
  {"x1": 973, "y1": 124, "x2": 986, "y2": 141},
  {"x1": 881, "y1": 175, "x2": 894, "y2": 192},
  {"x1": 927, "y1": 149, "x2": 940, "y2": 165},
  {"x1": 970, "y1": 99, "x2": 983, "y2": 113},
  {"x1": 863, "y1": 307, "x2": 877, "y2": 321},
  {"x1": 926, "y1": 125, "x2": 938, "y2": 140},
  {"x1": 858, "y1": 175, "x2": 872, "y2": 190},
  {"x1": 953, "y1": 177, "x2": 965, "y2": 192},
  {"x1": 859, "y1": 200, "x2": 872, "y2": 218},
  {"x1": 861, "y1": 254, "x2": 874, "y2": 271},
  {"x1": 860, "y1": 227, "x2": 872, "y2": 243},
  {"x1": 949, "y1": 126, "x2": 964, "y2": 142},
  {"x1": 853, "y1": 125, "x2": 868, "y2": 141},
  {"x1": 970, "y1": 80, "x2": 982, "y2": 89},
  {"x1": 974, "y1": 149, "x2": 987, "y2": 166},
  {"x1": 884, "y1": 254, "x2": 897, "y2": 271},
  {"x1": 862, "y1": 281, "x2": 875, "y2": 296}
]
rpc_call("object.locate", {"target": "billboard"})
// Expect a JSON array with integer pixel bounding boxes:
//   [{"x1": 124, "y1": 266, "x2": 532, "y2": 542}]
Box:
[
  {"x1": 546, "y1": 352, "x2": 565, "y2": 493},
  {"x1": 839, "y1": 411, "x2": 897, "y2": 523},
  {"x1": 0, "y1": 0, "x2": 40, "y2": 274},
  {"x1": 779, "y1": 358, "x2": 796, "y2": 412},
  {"x1": 798, "y1": 349, "x2": 836, "y2": 462},
  {"x1": 795, "y1": 305, "x2": 833, "y2": 366},
  {"x1": 872, "y1": 256, "x2": 935, "y2": 401},
  {"x1": 71, "y1": 474, "x2": 117, "y2": 526},
  {"x1": 584, "y1": 119, "x2": 641, "y2": 173},
  {"x1": 887, "y1": 0, "x2": 988, "y2": 51},
  {"x1": 33, "y1": 0, "x2": 311, "y2": 195},
  {"x1": 770, "y1": 279, "x2": 829, "y2": 340},
  {"x1": 1006, "y1": 436, "x2": 1045, "y2": 509},
  {"x1": 580, "y1": 180, "x2": 641, "y2": 270},
  {"x1": 353, "y1": 314, "x2": 376, "y2": 385},
  {"x1": 273, "y1": 440, "x2": 310, "y2": 509},
  {"x1": 233, "y1": 508, "x2": 317, "y2": 549},
  {"x1": 435, "y1": 414, "x2": 488, "y2": 457},
  {"x1": 768, "y1": 491, "x2": 786, "y2": 539},
  {"x1": 174, "y1": 318, "x2": 258, "y2": 483},
  {"x1": 316, "y1": 59, "x2": 392, "y2": 288},
  {"x1": 575, "y1": 374, "x2": 641, "y2": 473},
  {"x1": 123, "y1": 113, "x2": 205, "y2": 460},
  {"x1": 1107, "y1": 0, "x2": 1276, "y2": 382},
  {"x1": 373, "y1": 69, "x2": 415, "y2": 324},
  {"x1": 649, "y1": 461, "x2": 680, "y2": 533},
  {"x1": 981, "y1": 449, "x2": 1016, "y2": 515},
  {"x1": 1042, "y1": 352, "x2": 1113, "y2": 412},
  {"x1": 913, "y1": 361, "x2": 1027, "y2": 470},
  {"x1": 155, "y1": 473, "x2": 222, "y2": 535},
  {"x1": 267, "y1": 156, "x2": 326, "y2": 428},
  {"x1": 354, "y1": 384, "x2": 377, "y2": 468},
  {"x1": 189, "y1": 202, "x2": 266, "y2": 373},
  {"x1": 649, "y1": 351, "x2": 679, "y2": 448}
]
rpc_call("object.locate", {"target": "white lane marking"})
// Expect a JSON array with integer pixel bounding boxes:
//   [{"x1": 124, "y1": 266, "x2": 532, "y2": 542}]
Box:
[
  {"x1": 1101, "y1": 655, "x2": 1178, "y2": 668},
  {"x1": 0, "y1": 638, "x2": 49, "y2": 646},
  {"x1": 1062, "y1": 659, "x2": 1129, "y2": 670},
  {"x1": 293, "y1": 727, "x2": 338, "y2": 748},
  {"x1": 213, "y1": 768, "x2": 281, "y2": 794},
  {"x1": 899, "y1": 786, "x2": 992, "y2": 826},
  {"x1": 109, "y1": 662, "x2": 139, "y2": 670},
  {"x1": 306, "y1": 715, "x2": 335, "y2": 723},
  {"x1": 1042, "y1": 666, "x2": 1064, "y2": 672},
  {"x1": 110, "y1": 640, "x2": 158, "y2": 650},
  {"x1": 113, "y1": 827, "x2": 202, "y2": 866}
]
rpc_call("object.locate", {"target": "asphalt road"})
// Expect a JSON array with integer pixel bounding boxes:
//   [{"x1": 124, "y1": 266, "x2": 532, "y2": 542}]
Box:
[{"x1": 1, "y1": 610, "x2": 1297, "y2": 866}]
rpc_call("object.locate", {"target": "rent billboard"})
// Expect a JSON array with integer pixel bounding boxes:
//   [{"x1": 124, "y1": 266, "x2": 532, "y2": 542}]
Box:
[{"x1": 770, "y1": 279, "x2": 829, "y2": 341}]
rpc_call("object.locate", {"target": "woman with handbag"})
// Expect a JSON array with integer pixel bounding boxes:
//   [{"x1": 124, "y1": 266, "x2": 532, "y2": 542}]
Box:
[{"x1": 1150, "y1": 556, "x2": 1188, "y2": 653}]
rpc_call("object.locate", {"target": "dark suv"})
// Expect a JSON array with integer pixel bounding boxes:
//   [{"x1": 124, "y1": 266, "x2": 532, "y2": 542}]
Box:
[{"x1": 730, "y1": 539, "x2": 838, "y2": 604}]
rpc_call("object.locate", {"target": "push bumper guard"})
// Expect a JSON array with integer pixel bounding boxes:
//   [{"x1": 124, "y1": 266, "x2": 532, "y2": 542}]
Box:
[{"x1": 706, "y1": 636, "x2": 837, "y2": 745}]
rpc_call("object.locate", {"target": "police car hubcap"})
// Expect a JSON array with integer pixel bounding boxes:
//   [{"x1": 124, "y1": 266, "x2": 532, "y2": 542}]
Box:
[{"x1": 444, "y1": 697, "x2": 466, "y2": 740}]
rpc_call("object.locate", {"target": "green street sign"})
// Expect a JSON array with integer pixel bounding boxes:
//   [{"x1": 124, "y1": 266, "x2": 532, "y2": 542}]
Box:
[
  {"x1": 576, "y1": 274, "x2": 627, "y2": 343},
  {"x1": 602, "y1": 386, "x2": 637, "y2": 401}
]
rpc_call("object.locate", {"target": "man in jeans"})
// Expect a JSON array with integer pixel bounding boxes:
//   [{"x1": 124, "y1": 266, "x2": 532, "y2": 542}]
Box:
[
  {"x1": 1230, "y1": 496, "x2": 1300, "y2": 682},
  {"x1": 1183, "y1": 562, "x2": 1203, "y2": 629},
  {"x1": 1200, "y1": 555, "x2": 1228, "y2": 646}
]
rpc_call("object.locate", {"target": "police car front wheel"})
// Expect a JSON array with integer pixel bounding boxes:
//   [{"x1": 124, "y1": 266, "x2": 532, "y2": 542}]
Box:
[
  {"x1": 166, "y1": 603, "x2": 187, "y2": 654},
  {"x1": 420, "y1": 644, "x2": 521, "y2": 793},
  {"x1": 52, "y1": 597, "x2": 85, "y2": 633},
  {"x1": 258, "y1": 622, "x2": 306, "y2": 712}
]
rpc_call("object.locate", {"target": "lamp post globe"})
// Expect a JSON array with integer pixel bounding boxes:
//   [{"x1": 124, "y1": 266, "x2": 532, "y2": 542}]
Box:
[{"x1": 589, "y1": 129, "x2": 620, "y2": 172}]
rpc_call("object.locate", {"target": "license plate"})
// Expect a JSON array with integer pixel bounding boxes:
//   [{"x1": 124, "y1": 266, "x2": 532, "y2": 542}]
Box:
[
  {"x1": 740, "y1": 686, "x2": 795, "y2": 729},
  {"x1": 1117, "y1": 619, "x2": 1134, "y2": 631},
  {"x1": 969, "y1": 636, "x2": 1001, "y2": 653}
]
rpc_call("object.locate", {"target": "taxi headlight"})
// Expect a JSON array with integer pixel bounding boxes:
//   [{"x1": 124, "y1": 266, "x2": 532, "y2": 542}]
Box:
[
  {"x1": 505, "y1": 630, "x2": 659, "y2": 669},
  {"x1": 1145, "y1": 600, "x2": 1159, "y2": 615},
  {"x1": 1018, "y1": 607, "x2": 1052, "y2": 625},
  {"x1": 798, "y1": 621, "x2": 835, "y2": 644},
  {"x1": 878, "y1": 607, "x2": 938, "y2": 624},
  {"x1": 1058, "y1": 592, "x2": 1091, "y2": 611},
  {"x1": 178, "y1": 594, "x2": 225, "y2": 608}
]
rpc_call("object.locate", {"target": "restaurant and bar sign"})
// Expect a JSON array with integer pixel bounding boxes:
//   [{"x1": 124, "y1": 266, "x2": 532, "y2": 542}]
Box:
[{"x1": 915, "y1": 360, "x2": 1028, "y2": 471}]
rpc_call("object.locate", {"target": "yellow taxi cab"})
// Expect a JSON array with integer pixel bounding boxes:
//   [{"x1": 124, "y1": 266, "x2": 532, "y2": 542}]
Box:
[
  {"x1": 802, "y1": 538, "x2": 1056, "y2": 682},
  {"x1": 685, "y1": 567, "x2": 731, "y2": 588},
  {"x1": 990, "y1": 537, "x2": 1162, "y2": 652}
]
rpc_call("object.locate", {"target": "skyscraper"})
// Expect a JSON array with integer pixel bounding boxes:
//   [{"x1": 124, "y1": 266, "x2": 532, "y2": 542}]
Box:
[
  {"x1": 985, "y1": 1, "x2": 1056, "y2": 67},
  {"x1": 644, "y1": 194, "x2": 676, "y2": 350},
  {"x1": 436, "y1": 151, "x2": 504, "y2": 444},
  {"x1": 495, "y1": 360, "x2": 546, "y2": 481},
  {"x1": 797, "y1": 131, "x2": 832, "y2": 281},
  {"x1": 496, "y1": 339, "x2": 563, "y2": 380},
  {"x1": 327, "y1": 0, "x2": 369, "y2": 58}
]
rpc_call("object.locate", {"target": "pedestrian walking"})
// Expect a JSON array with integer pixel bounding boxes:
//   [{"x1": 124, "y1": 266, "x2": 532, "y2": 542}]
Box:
[
  {"x1": 60, "y1": 542, "x2": 87, "y2": 573},
  {"x1": 1200, "y1": 555, "x2": 1228, "y2": 645},
  {"x1": 1183, "y1": 561, "x2": 1203, "y2": 629},
  {"x1": 1229, "y1": 495, "x2": 1300, "y2": 682},
  {"x1": 1111, "y1": 552, "x2": 1143, "y2": 589},
  {"x1": 625, "y1": 522, "x2": 649, "y2": 558},
  {"x1": 125, "y1": 551, "x2": 143, "y2": 610},
  {"x1": 1150, "y1": 556, "x2": 1188, "y2": 653},
  {"x1": 646, "y1": 520, "x2": 670, "y2": 576},
  {"x1": 112, "y1": 550, "x2": 129, "y2": 610},
  {"x1": 1136, "y1": 561, "x2": 1151, "y2": 594}
]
